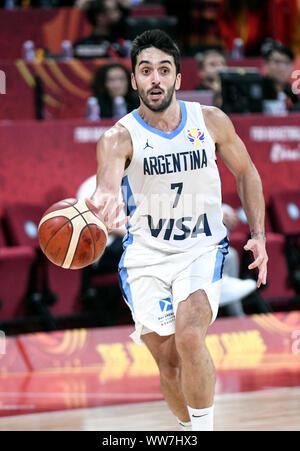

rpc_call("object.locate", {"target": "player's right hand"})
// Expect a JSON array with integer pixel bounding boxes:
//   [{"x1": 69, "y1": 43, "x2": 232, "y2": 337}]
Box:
[{"x1": 89, "y1": 194, "x2": 129, "y2": 234}]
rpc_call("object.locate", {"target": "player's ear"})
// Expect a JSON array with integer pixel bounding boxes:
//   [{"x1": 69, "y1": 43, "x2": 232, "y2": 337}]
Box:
[
  {"x1": 131, "y1": 72, "x2": 137, "y2": 91},
  {"x1": 175, "y1": 73, "x2": 181, "y2": 91}
]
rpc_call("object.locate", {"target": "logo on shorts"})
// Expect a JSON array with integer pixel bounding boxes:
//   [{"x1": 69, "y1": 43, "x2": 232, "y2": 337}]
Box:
[
  {"x1": 159, "y1": 297, "x2": 173, "y2": 313},
  {"x1": 187, "y1": 128, "x2": 205, "y2": 146}
]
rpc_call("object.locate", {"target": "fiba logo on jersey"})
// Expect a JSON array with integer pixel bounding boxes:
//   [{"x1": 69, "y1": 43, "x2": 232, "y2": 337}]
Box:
[{"x1": 187, "y1": 128, "x2": 205, "y2": 146}]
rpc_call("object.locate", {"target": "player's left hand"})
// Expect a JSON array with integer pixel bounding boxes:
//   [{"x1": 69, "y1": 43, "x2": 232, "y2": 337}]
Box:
[{"x1": 244, "y1": 236, "x2": 268, "y2": 288}]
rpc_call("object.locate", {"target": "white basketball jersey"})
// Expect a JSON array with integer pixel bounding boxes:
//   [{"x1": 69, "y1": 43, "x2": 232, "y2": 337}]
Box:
[{"x1": 118, "y1": 101, "x2": 227, "y2": 254}]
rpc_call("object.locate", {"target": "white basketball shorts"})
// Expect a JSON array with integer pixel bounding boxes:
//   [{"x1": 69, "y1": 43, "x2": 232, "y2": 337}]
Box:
[{"x1": 118, "y1": 237, "x2": 229, "y2": 345}]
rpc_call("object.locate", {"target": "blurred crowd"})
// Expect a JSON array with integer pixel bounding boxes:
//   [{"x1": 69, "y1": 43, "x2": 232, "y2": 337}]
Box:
[
  {"x1": 1, "y1": 0, "x2": 300, "y2": 57},
  {"x1": 3, "y1": 0, "x2": 298, "y2": 116},
  {"x1": 195, "y1": 40, "x2": 300, "y2": 113}
]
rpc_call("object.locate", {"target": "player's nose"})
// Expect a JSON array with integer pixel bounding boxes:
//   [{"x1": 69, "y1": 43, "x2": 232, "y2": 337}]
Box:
[{"x1": 151, "y1": 69, "x2": 161, "y2": 85}]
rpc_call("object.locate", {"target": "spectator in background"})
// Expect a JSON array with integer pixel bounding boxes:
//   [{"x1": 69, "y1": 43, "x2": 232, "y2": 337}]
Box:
[
  {"x1": 262, "y1": 42, "x2": 300, "y2": 111},
  {"x1": 195, "y1": 49, "x2": 227, "y2": 107},
  {"x1": 91, "y1": 62, "x2": 139, "y2": 118},
  {"x1": 73, "y1": 0, "x2": 131, "y2": 58}
]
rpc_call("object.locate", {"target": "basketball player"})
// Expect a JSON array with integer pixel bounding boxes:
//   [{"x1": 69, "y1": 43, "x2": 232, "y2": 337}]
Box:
[{"x1": 91, "y1": 30, "x2": 268, "y2": 431}]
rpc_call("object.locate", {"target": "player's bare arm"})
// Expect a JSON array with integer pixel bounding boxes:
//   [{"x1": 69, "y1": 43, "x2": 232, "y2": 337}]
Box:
[
  {"x1": 91, "y1": 123, "x2": 132, "y2": 232},
  {"x1": 203, "y1": 105, "x2": 268, "y2": 288}
]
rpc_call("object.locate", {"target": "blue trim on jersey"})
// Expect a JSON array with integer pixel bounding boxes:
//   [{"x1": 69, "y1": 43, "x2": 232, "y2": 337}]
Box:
[
  {"x1": 118, "y1": 233, "x2": 134, "y2": 313},
  {"x1": 131, "y1": 100, "x2": 187, "y2": 140},
  {"x1": 118, "y1": 175, "x2": 135, "y2": 312},
  {"x1": 212, "y1": 236, "x2": 229, "y2": 283},
  {"x1": 121, "y1": 175, "x2": 136, "y2": 218}
]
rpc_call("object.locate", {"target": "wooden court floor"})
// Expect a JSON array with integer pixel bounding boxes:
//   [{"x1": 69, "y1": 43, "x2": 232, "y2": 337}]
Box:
[{"x1": 0, "y1": 387, "x2": 299, "y2": 431}]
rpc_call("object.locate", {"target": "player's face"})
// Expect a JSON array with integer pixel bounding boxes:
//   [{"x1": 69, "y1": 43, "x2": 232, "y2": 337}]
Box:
[{"x1": 131, "y1": 47, "x2": 181, "y2": 112}]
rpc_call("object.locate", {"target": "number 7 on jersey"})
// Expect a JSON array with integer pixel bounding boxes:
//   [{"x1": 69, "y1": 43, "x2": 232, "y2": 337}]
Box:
[{"x1": 171, "y1": 182, "x2": 183, "y2": 208}]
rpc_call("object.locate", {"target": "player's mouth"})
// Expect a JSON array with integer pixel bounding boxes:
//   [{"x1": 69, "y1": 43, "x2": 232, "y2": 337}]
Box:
[{"x1": 148, "y1": 88, "x2": 164, "y2": 101}]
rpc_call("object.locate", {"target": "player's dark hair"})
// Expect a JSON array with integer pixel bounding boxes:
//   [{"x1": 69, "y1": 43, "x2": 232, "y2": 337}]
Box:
[{"x1": 130, "y1": 29, "x2": 181, "y2": 74}]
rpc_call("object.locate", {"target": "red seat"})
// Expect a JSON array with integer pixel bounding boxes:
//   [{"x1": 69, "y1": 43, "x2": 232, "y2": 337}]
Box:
[
  {"x1": 5, "y1": 203, "x2": 44, "y2": 248},
  {"x1": 0, "y1": 220, "x2": 35, "y2": 321},
  {"x1": 222, "y1": 192, "x2": 295, "y2": 305},
  {"x1": 223, "y1": 192, "x2": 274, "y2": 235},
  {"x1": 260, "y1": 232, "x2": 295, "y2": 301},
  {"x1": 269, "y1": 190, "x2": 300, "y2": 298},
  {"x1": 269, "y1": 190, "x2": 300, "y2": 236},
  {"x1": 81, "y1": 268, "x2": 131, "y2": 327},
  {"x1": 4, "y1": 203, "x2": 82, "y2": 319},
  {"x1": 47, "y1": 264, "x2": 82, "y2": 317}
]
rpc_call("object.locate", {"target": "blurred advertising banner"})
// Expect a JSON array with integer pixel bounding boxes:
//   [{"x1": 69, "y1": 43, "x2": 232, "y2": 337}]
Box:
[
  {"x1": 1, "y1": 313, "x2": 299, "y2": 415},
  {"x1": 11, "y1": 312, "x2": 300, "y2": 374}
]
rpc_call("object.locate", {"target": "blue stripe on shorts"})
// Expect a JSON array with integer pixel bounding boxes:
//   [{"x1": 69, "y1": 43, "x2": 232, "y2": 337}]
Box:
[{"x1": 212, "y1": 236, "x2": 229, "y2": 283}]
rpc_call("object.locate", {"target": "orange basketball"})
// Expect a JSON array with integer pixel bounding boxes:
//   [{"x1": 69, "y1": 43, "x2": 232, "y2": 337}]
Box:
[{"x1": 38, "y1": 198, "x2": 107, "y2": 270}]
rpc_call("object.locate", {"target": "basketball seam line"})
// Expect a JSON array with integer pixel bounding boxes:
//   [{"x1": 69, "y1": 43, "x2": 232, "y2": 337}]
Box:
[
  {"x1": 43, "y1": 217, "x2": 71, "y2": 255},
  {"x1": 62, "y1": 222, "x2": 103, "y2": 269},
  {"x1": 64, "y1": 201, "x2": 97, "y2": 266},
  {"x1": 62, "y1": 224, "x2": 83, "y2": 269}
]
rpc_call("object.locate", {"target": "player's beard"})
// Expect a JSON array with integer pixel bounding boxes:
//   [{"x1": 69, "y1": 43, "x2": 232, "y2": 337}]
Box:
[{"x1": 136, "y1": 79, "x2": 177, "y2": 113}]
